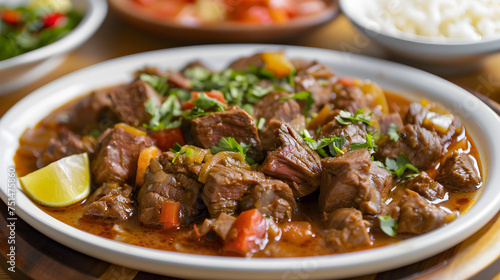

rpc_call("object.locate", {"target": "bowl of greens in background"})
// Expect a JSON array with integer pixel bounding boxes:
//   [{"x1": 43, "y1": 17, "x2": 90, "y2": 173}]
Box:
[{"x1": 0, "y1": 0, "x2": 107, "y2": 95}]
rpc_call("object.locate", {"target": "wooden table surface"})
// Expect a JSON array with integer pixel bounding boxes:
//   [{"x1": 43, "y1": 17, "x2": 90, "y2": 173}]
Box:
[{"x1": 1, "y1": 8, "x2": 500, "y2": 280}]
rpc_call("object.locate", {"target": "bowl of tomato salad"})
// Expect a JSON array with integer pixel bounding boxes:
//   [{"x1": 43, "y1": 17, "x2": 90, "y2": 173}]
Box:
[
  {"x1": 108, "y1": 0, "x2": 339, "y2": 42},
  {"x1": 0, "y1": 0, "x2": 107, "y2": 95}
]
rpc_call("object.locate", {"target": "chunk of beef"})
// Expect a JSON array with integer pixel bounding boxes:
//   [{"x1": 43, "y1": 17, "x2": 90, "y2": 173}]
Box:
[
  {"x1": 202, "y1": 165, "x2": 296, "y2": 221},
  {"x1": 192, "y1": 213, "x2": 237, "y2": 241},
  {"x1": 317, "y1": 118, "x2": 366, "y2": 150},
  {"x1": 38, "y1": 127, "x2": 93, "y2": 167},
  {"x1": 91, "y1": 127, "x2": 154, "y2": 185},
  {"x1": 320, "y1": 149, "x2": 381, "y2": 215},
  {"x1": 378, "y1": 112, "x2": 404, "y2": 134},
  {"x1": 397, "y1": 190, "x2": 447, "y2": 235},
  {"x1": 228, "y1": 53, "x2": 263, "y2": 71},
  {"x1": 65, "y1": 90, "x2": 114, "y2": 132},
  {"x1": 261, "y1": 123, "x2": 322, "y2": 198},
  {"x1": 323, "y1": 208, "x2": 372, "y2": 252},
  {"x1": 330, "y1": 85, "x2": 367, "y2": 113},
  {"x1": 404, "y1": 102, "x2": 429, "y2": 125},
  {"x1": 135, "y1": 66, "x2": 192, "y2": 89},
  {"x1": 191, "y1": 106, "x2": 263, "y2": 162},
  {"x1": 138, "y1": 156, "x2": 204, "y2": 227},
  {"x1": 294, "y1": 73, "x2": 332, "y2": 114},
  {"x1": 403, "y1": 172, "x2": 445, "y2": 201},
  {"x1": 253, "y1": 91, "x2": 305, "y2": 151},
  {"x1": 369, "y1": 164, "x2": 393, "y2": 201},
  {"x1": 436, "y1": 152, "x2": 482, "y2": 192},
  {"x1": 109, "y1": 79, "x2": 162, "y2": 127},
  {"x1": 82, "y1": 183, "x2": 134, "y2": 223}
]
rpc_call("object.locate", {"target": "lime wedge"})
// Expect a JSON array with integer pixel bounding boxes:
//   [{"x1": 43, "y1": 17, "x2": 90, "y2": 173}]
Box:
[{"x1": 19, "y1": 153, "x2": 91, "y2": 207}]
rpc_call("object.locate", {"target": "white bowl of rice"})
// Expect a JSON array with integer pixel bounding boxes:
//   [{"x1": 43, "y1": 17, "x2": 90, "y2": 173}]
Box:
[{"x1": 340, "y1": 0, "x2": 500, "y2": 74}]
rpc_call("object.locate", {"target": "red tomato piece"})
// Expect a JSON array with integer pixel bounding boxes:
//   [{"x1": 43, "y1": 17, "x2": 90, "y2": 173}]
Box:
[
  {"x1": 43, "y1": 12, "x2": 67, "y2": 28},
  {"x1": 182, "y1": 91, "x2": 227, "y2": 110},
  {"x1": 1, "y1": 9, "x2": 21, "y2": 25},
  {"x1": 149, "y1": 127, "x2": 185, "y2": 151}
]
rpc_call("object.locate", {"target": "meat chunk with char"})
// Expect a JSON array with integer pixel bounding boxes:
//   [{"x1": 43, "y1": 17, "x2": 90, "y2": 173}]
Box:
[
  {"x1": 320, "y1": 149, "x2": 381, "y2": 215},
  {"x1": 253, "y1": 91, "x2": 305, "y2": 151},
  {"x1": 369, "y1": 164, "x2": 393, "y2": 201},
  {"x1": 228, "y1": 53, "x2": 264, "y2": 71},
  {"x1": 403, "y1": 172, "x2": 445, "y2": 201},
  {"x1": 294, "y1": 74, "x2": 331, "y2": 115},
  {"x1": 38, "y1": 127, "x2": 95, "y2": 167},
  {"x1": 260, "y1": 123, "x2": 322, "y2": 198},
  {"x1": 65, "y1": 90, "x2": 114, "y2": 133},
  {"x1": 138, "y1": 155, "x2": 204, "y2": 227},
  {"x1": 191, "y1": 106, "x2": 263, "y2": 162},
  {"x1": 330, "y1": 85, "x2": 367, "y2": 113},
  {"x1": 91, "y1": 127, "x2": 154, "y2": 185},
  {"x1": 108, "y1": 79, "x2": 162, "y2": 127},
  {"x1": 323, "y1": 208, "x2": 372, "y2": 252},
  {"x1": 82, "y1": 182, "x2": 134, "y2": 223},
  {"x1": 317, "y1": 116, "x2": 366, "y2": 151},
  {"x1": 202, "y1": 165, "x2": 296, "y2": 222},
  {"x1": 377, "y1": 112, "x2": 404, "y2": 134},
  {"x1": 397, "y1": 190, "x2": 447, "y2": 235},
  {"x1": 436, "y1": 152, "x2": 482, "y2": 192},
  {"x1": 404, "y1": 102, "x2": 429, "y2": 126}
]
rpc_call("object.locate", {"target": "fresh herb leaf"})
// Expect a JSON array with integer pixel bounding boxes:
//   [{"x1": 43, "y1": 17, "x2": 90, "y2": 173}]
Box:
[
  {"x1": 168, "y1": 88, "x2": 191, "y2": 103},
  {"x1": 256, "y1": 117, "x2": 266, "y2": 130},
  {"x1": 140, "y1": 73, "x2": 169, "y2": 96},
  {"x1": 387, "y1": 123, "x2": 400, "y2": 142},
  {"x1": 371, "y1": 156, "x2": 386, "y2": 168},
  {"x1": 170, "y1": 143, "x2": 184, "y2": 163},
  {"x1": 144, "y1": 95, "x2": 182, "y2": 131},
  {"x1": 350, "y1": 132, "x2": 378, "y2": 154},
  {"x1": 384, "y1": 153, "x2": 420, "y2": 178},
  {"x1": 210, "y1": 137, "x2": 255, "y2": 165},
  {"x1": 272, "y1": 84, "x2": 290, "y2": 92},
  {"x1": 280, "y1": 91, "x2": 315, "y2": 118},
  {"x1": 378, "y1": 215, "x2": 398, "y2": 237},
  {"x1": 299, "y1": 130, "x2": 345, "y2": 158},
  {"x1": 335, "y1": 109, "x2": 372, "y2": 126},
  {"x1": 183, "y1": 93, "x2": 226, "y2": 120}
]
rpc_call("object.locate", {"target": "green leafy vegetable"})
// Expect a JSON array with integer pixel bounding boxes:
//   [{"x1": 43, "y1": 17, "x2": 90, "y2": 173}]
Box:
[
  {"x1": 350, "y1": 132, "x2": 378, "y2": 154},
  {"x1": 169, "y1": 143, "x2": 184, "y2": 163},
  {"x1": 210, "y1": 137, "x2": 254, "y2": 165},
  {"x1": 144, "y1": 95, "x2": 182, "y2": 131},
  {"x1": 384, "y1": 153, "x2": 420, "y2": 178},
  {"x1": 378, "y1": 215, "x2": 398, "y2": 237},
  {"x1": 299, "y1": 130, "x2": 345, "y2": 158},
  {"x1": 387, "y1": 123, "x2": 400, "y2": 142},
  {"x1": 335, "y1": 109, "x2": 372, "y2": 126},
  {"x1": 139, "y1": 73, "x2": 169, "y2": 96},
  {"x1": 183, "y1": 92, "x2": 226, "y2": 120},
  {"x1": 280, "y1": 91, "x2": 315, "y2": 118}
]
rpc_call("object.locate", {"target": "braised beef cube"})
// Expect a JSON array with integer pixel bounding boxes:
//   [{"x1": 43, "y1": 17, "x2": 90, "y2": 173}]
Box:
[
  {"x1": 404, "y1": 172, "x2": 445, "y2": 201},
  {"x1": 191, "y1": 106, "x2": 263, "y2": 162},
  {"x1": 261, "y1": 123, "x2": 322, "y2": 198},
  {"x1": 240, "y1": 178, "x2": 297, "y2": 222},
  {"x1": 369, "y1": 164, "x2": 393, "y2": 201},
  {"x1": 253, "y1": 91, "x2": 305, "y2": 151},
  {"x1": 397, "y1": 190, "x2": 447, "y2": 235},
  {"x1": 109, "y1": 79, "x2": 162, "y2": 127},
  {"x1": 66, "y1": 90, "x2": 113, "y2": 132},
  {"x1": 191, "y1": 213, "x2": 237, "y2": 241},
  {"x1": 375, "y1": 137, "x2": 400, "y2": 160},
  {"x1": 301, "y1": 61, "x2": 336, "y2": 79},
  {"x1": 317, "y1": 117, "x2": 366, "y2": 150},
  {"x1": 320, "y1": 149, "x2": 381, "y2": 215},
  {"x1": 91, "y1": 127, "x2": 154, "y2": 185},
  {"x1": 436, "y1": 152, "x2": 482, "y2": 192},
  {"x1": 38, "y1": 127, "x2": 89, "y2": 167},
  {"x1": 138, "y1": 157, "x2": 204, "y2": 227},
  {"x1": 228, "y1": 53, "x2": 263, "y2": 71},
  {"x1": 160, "y1": 150, "x2": 206, "y2": 178},
  {"x1": 202, "y1": 165, "x2": 265, "y2": 218},
  {"x1": 378, "y1": 112, "x2": 404, "y2": 134},
  {"x1": 404, "y1": 102, "x2": 429, "y2": 125},
  {"x1": 82, "y1": 183, "x2": 134, "y2": 223},
  {"x1": 398, "y1": 124, "x2": 444, "y2": 170},
  {"x1": 323, "y1": 208, "x2": 372, "y2": 252},
  {"x1": 294, "y1": 73, "x2": 332, "y2": 115},
  {"x1": 330, "y1": 85, "x2": 367, "y2": 113}
]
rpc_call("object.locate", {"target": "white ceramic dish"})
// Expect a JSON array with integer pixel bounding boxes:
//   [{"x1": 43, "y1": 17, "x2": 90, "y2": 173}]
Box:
[
  {"x1": 0, "y1": 0, "x2": 108, "y2": 95},
  {"x1": 1, "y1": 45, "x2": 499, "y2": 280},
  {"x1": 339, "y1": 0, "x2": 500, "y2": 75}
]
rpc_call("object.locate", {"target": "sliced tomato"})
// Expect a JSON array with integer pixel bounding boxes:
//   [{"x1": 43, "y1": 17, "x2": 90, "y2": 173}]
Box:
[
  {"x1": 149, "y1": 127, "x2": 185, "y2": 151},
  {"x1": 223, "y1": 208, "x2": 267, "y2": 257},
  {"x1": 182, "y1": 91, "x2": 227, "y2": 110},
  {"x1": 42, "y1": 12, "x2": 67, "y2": 28},
  {"x1": 1, "y1": 9, "x2": 21, "y2": 25},
  {"x1": 160, "y1": 201, "x2": 181, "y2": 229}
]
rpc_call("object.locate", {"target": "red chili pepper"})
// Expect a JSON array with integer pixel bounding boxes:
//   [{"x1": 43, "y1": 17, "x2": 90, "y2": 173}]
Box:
[
  {"x1": 43, "y1": 12, "x2": 67, "y2": 28},
  {"x1": 1, "y1": 10, "x2": 21, "y2": 25}
]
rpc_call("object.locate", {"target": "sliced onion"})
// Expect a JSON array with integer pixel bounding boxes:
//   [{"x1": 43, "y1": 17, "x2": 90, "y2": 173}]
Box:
[{"x1": 198, "y1": 151, "x2": 250, "y2": 183}]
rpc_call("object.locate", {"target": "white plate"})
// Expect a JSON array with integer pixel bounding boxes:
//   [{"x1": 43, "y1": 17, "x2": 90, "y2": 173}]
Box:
[{"x1": 1, "y1": 45, "x2": 500, "y2": 280}]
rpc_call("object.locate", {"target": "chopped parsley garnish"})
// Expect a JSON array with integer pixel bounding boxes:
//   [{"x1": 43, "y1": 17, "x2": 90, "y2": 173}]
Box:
[
  {"x1": 144, "y1": 95, "x2": 182, "y2": 131},
  {"x1": 280, "y1": 91, "x2": 315, "y2": 118},
  {"x1": 350, "y1": 132, "x2": 378, "y2": 154},
  {"x1": 183, "y1": 92, "x2": 226, "y2": 120},
  {"x1": 387, "y1": 123, "x2": 400, "y2": 142},
  {"x1": 378, "y1": 215, "x2": 398, "y2": 237},
  {"x1": 170, "y1": 143, "x2": 184, "y2": 163},
  {"x1": 210, "y1": 137, "x2": 254, "y2": 165},
  {"x1": 335, "y1": 109, "x2": 372, "y2": 126},
  {"x1": 384, "y1": 153, "x2": 420, "y2": 178},
  {"x1": 300, "y1": 130, "x2": 345, "y2": 158},
  {"x1": 256, "y1": 117, "x2": 266, "y2": 131},
  {"x1": 140, "y1": 73, "x2": 169, "y2": 96}
]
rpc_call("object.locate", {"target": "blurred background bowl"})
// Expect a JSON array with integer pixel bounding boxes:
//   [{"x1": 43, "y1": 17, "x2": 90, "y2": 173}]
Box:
[
  {"x1": 0, "y1": 0, "x2": 108, "y2": 95},
  {"x1": 340, "y1": 0, "x2": 500, "y2": 75},
  {"x1": 108, "y1": 0, "x2": 338, "y2": 43}
]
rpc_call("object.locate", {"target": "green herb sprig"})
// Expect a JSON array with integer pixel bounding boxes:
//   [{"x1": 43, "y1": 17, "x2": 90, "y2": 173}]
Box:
[
  {"x1": 299, "y1": 130, "x2": 345, "y2": 158},
  {"x1": 335, "y1": 109, "x2": 372, "y2": 126},
  {"x1": 144, "y1": 95, "x2": 182, "y2": 131},
  {"x1": 210, "y1": 137, "x2": 254, "y2": 165}
]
